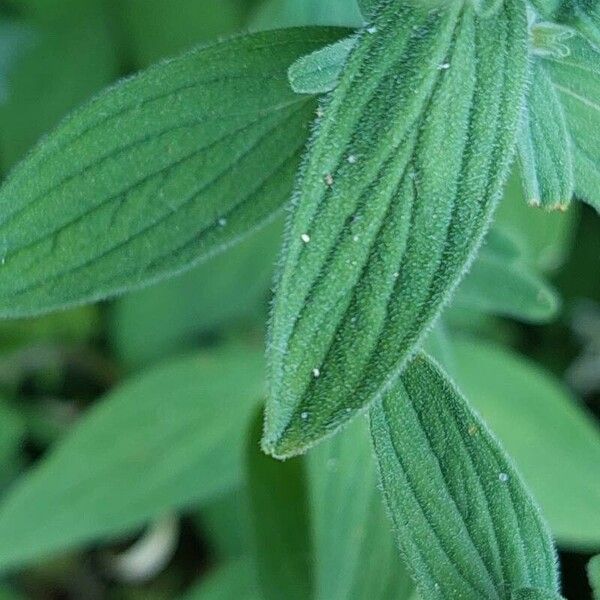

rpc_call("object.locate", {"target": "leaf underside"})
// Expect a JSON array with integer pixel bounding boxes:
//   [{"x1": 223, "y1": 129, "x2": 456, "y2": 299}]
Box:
[
  {"x1": 0, "y1": 27, "x2": 348, "y2": 318},
  {"x1": 370, "y1": 353, "x2": 559, "y2": 600},
  {"x1": 265, "y1": 0, "x2": 529, "y2": 457}
]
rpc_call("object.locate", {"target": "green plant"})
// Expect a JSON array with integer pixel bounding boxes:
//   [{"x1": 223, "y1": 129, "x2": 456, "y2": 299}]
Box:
[{"x1": 0, "y1": 0, "x2": 598, "y2": 598}]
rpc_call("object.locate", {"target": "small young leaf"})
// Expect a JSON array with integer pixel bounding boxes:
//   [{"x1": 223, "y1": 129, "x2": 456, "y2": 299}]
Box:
[
  {"x1": 288, "y1": 36, "x2": 357, "y2": 94},
  {"x1": 454, "y1": 337, "x2": 600, "y2": 549},
  {"x1": 0, "y1": 27, "x2": 346, "y2": 318},
  {"x1": 588, "y1": 555, "x2": 600, "y2": 600},
  {"x1": 511, "y1": 589, "x2": 564, "y2": 600},
  {"x1": 265, "y1": 0, "x2": 529, "y2": 457},
  {"x1": 371, "y1": 353, "x2": 559, "y2": 600},
  {"x1": 517, "y1": 61, "x2": 574, "y2": 210},
  {"x1": 0, "y1": 345, "x2": 264, "y2": 573},
  {"x1": 543, "y1": 31, "x2": 600, "y2": 211},
  {"x1": 307, "y1": 416, "x2": 414, "y2": 600},
  {"x1": 246, "y1": 415, "x2": 313, "y2": 600}
]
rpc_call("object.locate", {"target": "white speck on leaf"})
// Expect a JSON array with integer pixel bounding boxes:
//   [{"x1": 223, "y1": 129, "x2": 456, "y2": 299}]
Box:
[{"x1": 301, "y1": 233, "x2": 311, "y2": 243}]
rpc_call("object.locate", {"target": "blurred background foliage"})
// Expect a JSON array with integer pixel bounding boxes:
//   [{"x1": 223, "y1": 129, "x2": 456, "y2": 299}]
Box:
[{"x1": 0, "y1": 0, "x2": 598, "y2": 598}]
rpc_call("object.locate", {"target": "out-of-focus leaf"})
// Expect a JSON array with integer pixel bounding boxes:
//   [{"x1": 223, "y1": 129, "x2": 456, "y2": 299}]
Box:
[
  {"x1": 250, "y1": 0, "x2": 363, "y2": 29},
  {"x1": 371, "y1": 353, "x2": 559, "y2": 599},
  {"x1": 495, "y1": 169, "x2": 577, "y2": 272},
  {"x1": 543, "y1": 32, "x2": 600, "y2": 212},
  {"x1": 454, "y1": 227, "x2": 560, "y2": 323},
  {"x1": 0, "y1": 27, "x2": 346, "y2": 319},
  {"x1": 0, "y1": 306, "x2": 99, "y2": 354},
  {"x1": 180, "y1": 559, "x2": 259, "y2": 600},
  {"x1": 288, "y1": 35, "x2": 356, "y2": 94},
  {"x1": 453, "y1": 337, "x2": 600, "y2": 550},
  {"x1": 246, "y1": 416, "x2": 312, "y2": 600},
  {"x1": 589, "y1": 555, "x2": 600, "y2": 600},
  {"x1": 0, "y1": 0, "x2": 119, "y2": 170},
  {"x1": 0, "y1": 345, "x2": 264, "y2": 573},
  {"x1": 0, "y1": 401, "x2": 25, "y2": 487},
  {"x1": 196, "y1": 491, "x2": 252, "y2": 560},
  {"x1": 0, "y1": 22, "x2": 35, "y2": 104},
  {"x1": 113, "y1": 0, "x2": 251, "y2": 68},
  {"x1": 307, "y1": 416, "x2": 414, "y2": 600},
  {"x1": 110, "y1": 219, "x2": 281, "y2": 368},
  {"x1": 265, "y1": 0, "x2": 529, "y2": 457},
  {"x1": 517, "y1": 60, "x2": 574, "y2": 210}
]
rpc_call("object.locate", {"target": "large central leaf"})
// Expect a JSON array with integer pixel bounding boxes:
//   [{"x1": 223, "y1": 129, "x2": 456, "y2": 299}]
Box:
[{"x1": 265, "y1": 0, "x2": 529, "y2": 457}]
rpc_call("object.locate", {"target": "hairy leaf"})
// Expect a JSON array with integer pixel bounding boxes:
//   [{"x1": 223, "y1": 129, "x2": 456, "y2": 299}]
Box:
[
  {"x1": 109, "y1": 219, "x2": 281, "y2": 368},
  {"x1": 0, "y1": 28, "x2": 346, "y2": 318},
  {"x1": 289, "y1": 36, "x2": 357, "y2": 94},
  {"x1": 454, "y1": 227, "x2": 560, "y2": 322},
  {"x1": 517, "y1": 61, "x2": 574, "y2": 210},
  {"x1": 0, "y1": 345, "x2": 264, "y2": 573},
  {"x1": 511, "y1": 589, "x2": 564, "y2": 600},
  {"x1": 246, "y1": 416, "x2": 313, "y2": 600},
  {"x1": 454, "y1": 337, "x2": 600, "y2": 549},
  {"x1": 371, "y1": 353, "x2": 559, "y2": 600},
  {"x1": 308, "y1": 416, "x2": 414, "y2": 600},
  {"x1": 357, "y1": 0, "x2": 379, "y2": 19},
  {"x1": 567, "y1": 0, "x2": 600, "y2": 47},
  {"x1": 543, "y1": 31, "x2": 600, "y2": 211},
  {"x1": 265, "y1": 0, "x2": 529, "y2": 457}
]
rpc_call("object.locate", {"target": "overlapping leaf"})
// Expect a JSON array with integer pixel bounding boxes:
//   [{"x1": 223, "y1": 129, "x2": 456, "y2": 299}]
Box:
[
  {"x1": 0, "y1": 27, "x2": 346, "y2": 318},
  {"x1": 371, "y1": 353, "x2": 559, "y2": 600},
  {"x1": 307, "y1": 416, "x2": 413, "y2": 600},
  {"x1": 517, "y1": 60, "x2": 574, "y2": 210},
  {"x1": 0, "y1": 345, "x2": 264, "y2": 573},
  {"x1": 453, "y1": 337, "x2": 600, "y2": 549},
  {"x1": 265, "y1": 0, "x2": 529, "y2": 457},
  {"x1": 534, "y1": 24, "x2": 600, "y2": 211}
]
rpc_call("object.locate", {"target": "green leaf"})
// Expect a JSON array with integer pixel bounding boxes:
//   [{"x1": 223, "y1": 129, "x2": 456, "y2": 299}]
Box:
[
  {"x1": 370, "y1": 353, "x2": 559, "y2": 600},
  {"x1": 543, "y1": 31, "x2": 600, "y2": 211},
  {"x1": 0, "y1": 27, "x2": 346, "y2": 319},
  {"x1": 566, "y1": 0, "x2": 600, "y2": 48},
  {"x1": 510, "y1": 589, "x2": 564, "y2": 600},
  {"x1": 288, "y1": 36, "x2": 357, "y2": 94},
  {"x1": 495, "y1": 169, "x2": 577, "y2": 272},
  {"x1": 246, "y1": 415, "x2": 313, "y2": 600},
  {"x1": 250, "y1": 0, "x2": 363, "y2": 29},
  {"x1": 0, "y1": 345, "x2": 264, "y2": 573},
  {"x1": 589, "y1": 555, "x2": 600, "y2": 600},
  {"x1": 357, "y1": 0, "x2": 379, "y2": 19},
  {"x1": 109, "y1": 219, "x2": 281, "y2": 368},
  {"x1": 517, "y1": 60, "x2": 574, "y2": 210},
  {"x1": 265, "y1": 0, "x2": 529, "y2": 457},
  {"x1": 307, "y1": 416, "x2": 414, "y2": 600},
  {"x1": 180, "y1": 559, "x2": 259, "y2": 600},
  {"x1": 0, "y1": 0, "x2": 119, "y2": 170},
  {"x1": 453, "y1": 337, "x2": 600, "y2": 549},
  {"x1": 454, "y1": 226, "x2": 560, "y2": 323}
]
